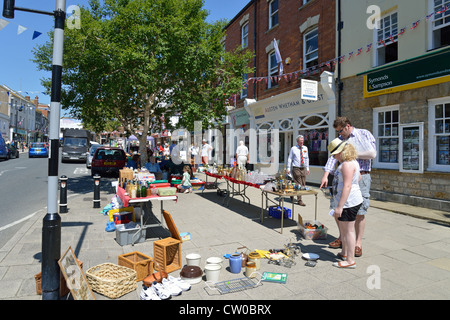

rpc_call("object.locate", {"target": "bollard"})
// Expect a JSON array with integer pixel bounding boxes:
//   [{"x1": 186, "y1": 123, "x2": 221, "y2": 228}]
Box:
[
  {"x1": 59, "y1": 175, "x2": 68, "y2": 214},
  {"x1": 93, "y1": 174, "x2": 101, "y2": 208}
]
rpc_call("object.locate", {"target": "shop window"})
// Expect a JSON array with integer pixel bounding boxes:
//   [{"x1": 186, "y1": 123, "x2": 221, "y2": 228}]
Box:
[
  {"x1": 298, "y1": 113, "x2": 329, "y2": 167},
  {"x1": 400, "y1": 123, "x2": 424, "y2": 173},
  {"x1": 269, "y1": 0, "x2": 279, "y2": 30},
  {"x1": 373, "y1": 106, "x2": 400, "y2": 169},
  {"x1": 241, "y1": 22, "x2": 249, "y2": 49},
  {"x1": 375, "y1": 12, "x2": 398, "y2": 66},
  {"x1": 428, "y1": 99, "x2": 450, "y2": 171},
  {"x1": 256, "y1": 122, "x2": 274, "y2": 163},
  {"x1": 304, "y1": 28, "x2": 319, "y2": 69},
  {"x1": 430, "y1": 0, "x2": 450, "y2": 49}
]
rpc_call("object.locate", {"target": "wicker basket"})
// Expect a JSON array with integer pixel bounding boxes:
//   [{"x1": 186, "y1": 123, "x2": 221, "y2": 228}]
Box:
[
  {"x1": 118, "y1": 251, "x2": 153, "y2": 282},
  {"x1": 86, "y1": 263, "x2": 137, "y2": 299}
]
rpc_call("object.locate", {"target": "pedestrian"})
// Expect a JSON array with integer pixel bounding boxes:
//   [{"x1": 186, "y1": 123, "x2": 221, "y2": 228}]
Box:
[
  {"x1": 163, "y1": 143, "x2": 170, "y2": 159},
  {"x1": 320, "y1": 117, "x2": 377, "y2": 257},
  {"x1": 189, "y1": 143, "x2": 199, "y2": 168},
  {"x1": 287, "y1": 135, "x2": 310, "y2": 206},
  {"x1": 126, "y1": 153, "x2": 140, "y2": 170},
  {"x1": 235, "y1": 141, "x2": 249, "y2": 170},
  {"x1": 327, "y1": 139, "x2": 363, "y2": 268},
  {"x1": 177, "y1": 165, "x2": 192, "y2": 194},
  {"x1": 144, "y1": 154, "x2": 163, "y2": 180},
  {"x1": 201, "y1": 139, "x2": 213, "y2": 165}
]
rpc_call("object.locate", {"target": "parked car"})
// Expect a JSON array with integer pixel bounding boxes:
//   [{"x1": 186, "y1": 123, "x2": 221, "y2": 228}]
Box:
[
  {"x1": 6, "y1": 143, "x2": 19, "y2": 159},
  {"x1": 29, "y1": 142, "x2": 49, "y2": 158},
  {"x1": 91, "y1": 147, "x2": 127, "y2": 177},
  {"x1": 0, "y1": 136, "x2": 8, "y2": 161},
  {"x1": 86, "y1": 144, "x2": 103, "y2": 168}
]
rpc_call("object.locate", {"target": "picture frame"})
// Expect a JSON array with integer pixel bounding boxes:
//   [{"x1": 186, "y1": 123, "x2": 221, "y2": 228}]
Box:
[
  {"x1": 399, "y1": 123, "x2": 424, "y2": 173},
  {"x1": 58, "y1": 246, "x2": 95, "y2": 300}
]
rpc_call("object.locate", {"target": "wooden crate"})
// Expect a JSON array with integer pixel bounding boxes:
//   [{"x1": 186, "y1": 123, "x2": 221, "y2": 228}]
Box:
[
  {"x1": 153, "y1": 237, "x2": 181, "y2": 273},
  {"x1": 118, "y1": 251, "x2": 153, "y2": 282},
  {"x1": 119, "y1": 168, "x2": 134, "y2": 186}
]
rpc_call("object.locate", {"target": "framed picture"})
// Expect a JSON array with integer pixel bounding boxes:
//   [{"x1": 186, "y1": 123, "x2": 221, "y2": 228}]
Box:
[{"x1": 58, "y1": 246, "x2": 95, "y2": 300}]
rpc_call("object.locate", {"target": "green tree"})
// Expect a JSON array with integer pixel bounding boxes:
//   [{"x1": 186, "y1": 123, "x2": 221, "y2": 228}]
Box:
[{"x1": 32, "y1": 0, "x2": 253, "y2": 163}]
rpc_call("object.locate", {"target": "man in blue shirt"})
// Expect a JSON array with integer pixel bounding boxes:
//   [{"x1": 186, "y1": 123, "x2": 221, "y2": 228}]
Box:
[{"x1": 145, "y1": 155, "x2": 163, "y2": 180}]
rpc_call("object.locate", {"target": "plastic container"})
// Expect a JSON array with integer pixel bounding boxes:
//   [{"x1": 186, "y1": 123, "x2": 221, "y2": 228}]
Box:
[
  {"x1": 298, "y1": 220, "x2": 328, "y2": 240},
  {"x1": 268, "y1": 206, "x2": 292, "y2": 219},
  {"x1": 115, "y1": 224, "x2": 145, "y2": 246}
]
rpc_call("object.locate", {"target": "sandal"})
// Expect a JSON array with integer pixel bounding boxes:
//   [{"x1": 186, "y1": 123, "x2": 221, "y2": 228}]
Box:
[
  {"x1": 355, "y1": 246, "x2": 362, "y2": 257},
  {"x1": 332, "y1": 261, "x2": 356, "y2": 269},
  {"x1": 337, "y1": 252, "x2": 346, "y2": 261},
  {"x1": 329, "y1": 239, "x2": 342, "y2": 249}
]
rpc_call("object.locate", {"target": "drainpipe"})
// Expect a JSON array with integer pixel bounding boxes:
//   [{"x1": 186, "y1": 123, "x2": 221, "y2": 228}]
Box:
[
  {"x1": 337, "y1": 0, "x2": 343, "y2": 117},
  {"x1": 253, "y1": 0, "x2": 257, "y2": 100}
]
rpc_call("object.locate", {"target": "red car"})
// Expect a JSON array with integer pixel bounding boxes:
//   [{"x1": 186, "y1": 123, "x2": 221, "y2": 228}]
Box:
[{"x1": 91, "y1": 147, "x2": 127, "y2": 177}]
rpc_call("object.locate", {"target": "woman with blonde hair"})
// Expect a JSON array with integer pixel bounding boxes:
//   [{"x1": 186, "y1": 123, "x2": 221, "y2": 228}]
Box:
[{"x1": 327, "y1": 138, "x2": 363, "y2": 268}]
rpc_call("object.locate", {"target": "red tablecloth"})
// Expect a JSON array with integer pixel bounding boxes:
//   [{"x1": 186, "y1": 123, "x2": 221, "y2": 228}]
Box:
[
  {"x1": 117, "y1": 186, "x2": 176, "y2": 207},
  {"x1": 204, "y1": 172, "x2": 224, "y2": 179},
  {"x1": 222, "y1": 175, "x2": 261, "y2": 189}
]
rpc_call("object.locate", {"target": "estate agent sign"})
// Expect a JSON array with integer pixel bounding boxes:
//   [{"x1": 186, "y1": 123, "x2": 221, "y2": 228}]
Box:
[{"x1": 363, "y1": 48, "x2": 450, "y2": 98}]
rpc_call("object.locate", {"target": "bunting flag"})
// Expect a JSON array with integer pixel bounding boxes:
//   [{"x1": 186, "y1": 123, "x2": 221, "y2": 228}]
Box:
[
  {"x1": 17, "y1": 25, "x2": 27, "y2": 35},
  {"x1": 32, "y1": 31, "x2": 42, "y2": 40},
  {"x1": 0, "y1": 18, "x2": 10, "y2": 31}
]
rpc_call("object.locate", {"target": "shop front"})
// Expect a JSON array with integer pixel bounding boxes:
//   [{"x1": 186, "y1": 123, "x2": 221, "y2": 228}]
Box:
[{"x1": 235, "y1": 72, "x2": 336, "y2": 184}]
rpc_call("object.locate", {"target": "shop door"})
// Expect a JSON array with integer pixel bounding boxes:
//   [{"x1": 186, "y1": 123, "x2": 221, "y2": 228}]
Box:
[{"x1": 279, "y1": 132, "x2": 293, "y2": 168}]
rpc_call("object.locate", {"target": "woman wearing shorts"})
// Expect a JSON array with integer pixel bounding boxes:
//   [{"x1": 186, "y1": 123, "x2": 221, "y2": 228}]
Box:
[{"x1": 328, "y1": 138, "x2": 363, "y2": 269}]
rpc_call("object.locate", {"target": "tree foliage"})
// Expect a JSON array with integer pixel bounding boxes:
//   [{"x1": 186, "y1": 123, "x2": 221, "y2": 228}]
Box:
[{"x1": 32, "y1": 0, "x2": 253, "y2": 161}]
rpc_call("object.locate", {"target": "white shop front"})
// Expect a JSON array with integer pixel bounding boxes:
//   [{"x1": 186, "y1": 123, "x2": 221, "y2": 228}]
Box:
[{"x1": 242, "y1": 72, "x2": 336, "y2": 184}]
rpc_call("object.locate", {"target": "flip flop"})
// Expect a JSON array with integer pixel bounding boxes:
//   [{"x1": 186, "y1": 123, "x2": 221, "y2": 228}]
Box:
[
  {"x1": 332, "y1": 261, "x2": 356, "y2": 269},
  {"x1": 355, "y1": 246, "x2": 362, "y2": 257},
  {"x1": 337, "y1": 253, "x2": 347, "y2": 261}
]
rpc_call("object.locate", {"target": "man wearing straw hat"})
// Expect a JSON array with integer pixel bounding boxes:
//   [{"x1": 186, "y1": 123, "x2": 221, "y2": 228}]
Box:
[{"x1": 320, "y1": 117, "x2": 376, "y2": 257}]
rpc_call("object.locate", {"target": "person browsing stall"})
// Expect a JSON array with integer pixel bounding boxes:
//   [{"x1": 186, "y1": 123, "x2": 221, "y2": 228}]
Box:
[
  {"x1": 320, "y1": 117, "x2": 376, "y2": 257},
  {"x1": 235, "y1": 141, "x2": 249, "y2": 170},
  {"x1": 144, "y1": 155, "x2": 163, "y2": 180},
  {"x1": 287, "y1": 135, "x2": 310, "y2": 206},
  {"x1": 327, "y1": 139, "x2": 363, "y2": 269}
]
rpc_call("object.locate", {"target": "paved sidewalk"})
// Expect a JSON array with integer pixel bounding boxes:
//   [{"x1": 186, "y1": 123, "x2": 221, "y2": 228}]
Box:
[{"x1": 0, "y1": 172, "x2": 449, "y2": 301}]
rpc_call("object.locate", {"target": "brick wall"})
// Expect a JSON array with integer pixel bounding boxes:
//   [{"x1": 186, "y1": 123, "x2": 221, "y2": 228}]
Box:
[{"x1": 224, "y1": 0, "x2": 336, "y2": 107}]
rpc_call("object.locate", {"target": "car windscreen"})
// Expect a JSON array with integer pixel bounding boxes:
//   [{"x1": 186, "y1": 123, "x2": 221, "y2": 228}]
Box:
[
  {"x1": 64, "y1": 138, "x2": 87, "y2": 147},
  {"x1": 90, "y1": 145, "x2": 102, "y2": 155}
]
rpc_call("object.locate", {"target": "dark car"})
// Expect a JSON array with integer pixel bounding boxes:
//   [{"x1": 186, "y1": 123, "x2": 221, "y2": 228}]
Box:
[
  {"x1": 6, "y1": 143, "x2": 19, "y2": 159},
  {"x1": 91, "y1": 147, "x2": 127, "y2": 177},
  {"x1": 29, "y1": 142, "x2": 49, "y2": 158},
  {"x1": 0, "y1": 136, "x2": 8, "y2": 161}
]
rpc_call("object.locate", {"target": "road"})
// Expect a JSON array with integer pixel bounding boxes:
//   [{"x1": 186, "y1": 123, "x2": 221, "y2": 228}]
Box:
[{"x1": 0, "y1": 151, "x2": 115, "y2": 250}]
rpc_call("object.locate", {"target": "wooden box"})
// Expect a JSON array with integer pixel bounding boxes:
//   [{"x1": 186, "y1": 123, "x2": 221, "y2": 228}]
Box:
[
  {"x1": 35, "y1": 259, "x2": 83, "y2": 296},
  {"x1": 119, "y1": 168, "x2": 134, "y2": 186},
  {"x1": 153, "y1": 237, "x2": 181, "y2": 273},
  {"x1": 118, "y1": 251, "x2": 153, "y2": 282}
]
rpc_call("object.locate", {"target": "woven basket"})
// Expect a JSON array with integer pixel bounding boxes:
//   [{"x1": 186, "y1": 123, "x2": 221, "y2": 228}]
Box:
[{"x1": 86, "y1": 263, "x2": 137, "y2": 299}]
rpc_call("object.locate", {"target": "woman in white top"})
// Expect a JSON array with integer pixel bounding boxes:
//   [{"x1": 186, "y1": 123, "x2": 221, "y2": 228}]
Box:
[{"x1": 328, "y1": 138, "x2": 363, "y2": 269}]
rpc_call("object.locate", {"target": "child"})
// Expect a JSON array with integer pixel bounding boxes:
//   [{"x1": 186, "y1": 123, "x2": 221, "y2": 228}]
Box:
[{"x1": 178, "y1": 165, "x2": 192, "y2": 194}]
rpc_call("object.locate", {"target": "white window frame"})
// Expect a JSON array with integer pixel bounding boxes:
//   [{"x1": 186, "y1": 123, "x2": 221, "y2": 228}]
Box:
[
  {"x1": 268, "y1": 51, "x2": 278, "y2": 89},
  {"x1": 427, "y1": 0, "x2": 450, "y2": 50},
  {"x1": 241, "y1": 22, "x2": 249, "y2": 49},
  {"x1": 303, "y1": 27, "x2": 319, "y2": 69},
  {"x1": 428, "y1": 97, "x2": 450, "y2": 172},
  {"x1": 373, "y1": 105, "x2": 400, "y2": 170},
  {"x1": 399, "y1": 123, "x2": 424, "y2": 173},
  {"x1": 373, "y1": 11, "x2": 398, "y2": 67},
  {"x1": 269, "y1": 0, "x2": 279, "y2": 30}
]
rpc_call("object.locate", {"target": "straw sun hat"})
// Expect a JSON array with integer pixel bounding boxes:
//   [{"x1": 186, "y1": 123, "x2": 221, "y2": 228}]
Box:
[{"x1": 328, "y1": 138, "x2": 348, "y2": 155}]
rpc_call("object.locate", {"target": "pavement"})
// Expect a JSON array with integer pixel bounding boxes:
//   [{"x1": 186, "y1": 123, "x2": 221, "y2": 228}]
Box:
[{"x1": 0, "y1": 171, "x2": 449, "y2": 303}]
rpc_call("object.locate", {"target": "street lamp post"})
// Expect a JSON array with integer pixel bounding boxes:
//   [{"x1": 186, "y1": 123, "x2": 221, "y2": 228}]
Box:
[{"x1": 3, "y1": 0, "x2": 66, "y2": 300}]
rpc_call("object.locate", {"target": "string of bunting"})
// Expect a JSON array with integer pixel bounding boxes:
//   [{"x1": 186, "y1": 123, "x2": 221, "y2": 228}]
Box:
[
  {"x1": 0, "y1": 18, "x2": 43, "y2": 40},
  {"x1": 238, "y1": 5, "x2": 449, "y2": 95}
]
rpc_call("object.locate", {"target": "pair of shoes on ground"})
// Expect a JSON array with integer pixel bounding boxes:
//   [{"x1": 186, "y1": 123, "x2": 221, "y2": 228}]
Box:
[{"x1": 140, "y1": 276, "x2": 191, "y2": 300}]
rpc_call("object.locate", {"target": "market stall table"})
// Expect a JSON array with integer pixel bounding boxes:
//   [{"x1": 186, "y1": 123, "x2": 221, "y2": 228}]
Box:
[
  {"x1": 222, "y1": 175, "x2": 261, "y2": 207},
  {"x1": 260, "y1": 188, "x2": 318, "y2": 234},
  {"x1": 203, "y1": 171, "x2": 225, "y2": 194},
  {"x1": 116, "y1": 186, "x2": 178, "y2": 244}
]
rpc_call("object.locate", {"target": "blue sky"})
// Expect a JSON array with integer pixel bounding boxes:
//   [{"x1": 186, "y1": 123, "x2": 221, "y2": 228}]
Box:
[{"x1": 0, "y1": 0, "x2": 249, "y2": 106}]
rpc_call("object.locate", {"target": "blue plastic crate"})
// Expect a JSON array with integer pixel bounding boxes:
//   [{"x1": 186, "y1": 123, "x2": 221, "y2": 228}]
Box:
[{"x1": 268, "y1": 206, "x2": 292, "y2": 219}]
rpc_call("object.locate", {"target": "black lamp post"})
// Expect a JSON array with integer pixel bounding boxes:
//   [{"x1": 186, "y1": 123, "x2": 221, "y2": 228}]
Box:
[{"x1": 3, "y1": 0, "x2": 66, "y2": 300}]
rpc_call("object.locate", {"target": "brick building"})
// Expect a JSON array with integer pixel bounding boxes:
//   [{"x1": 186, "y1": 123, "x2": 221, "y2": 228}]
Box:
[{"x1": 223, "y1": 0, "x2": 337, "y2": 182}]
